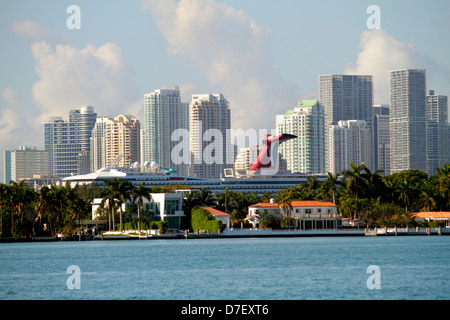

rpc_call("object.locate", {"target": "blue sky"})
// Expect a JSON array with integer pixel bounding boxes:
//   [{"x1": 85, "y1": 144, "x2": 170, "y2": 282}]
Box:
[{"x1": 1, "y1": 0, "x2": 449, "y2": 180}]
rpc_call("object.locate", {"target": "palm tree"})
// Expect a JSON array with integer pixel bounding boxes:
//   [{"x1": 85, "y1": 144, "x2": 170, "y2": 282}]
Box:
[
  {"x1": 320, "y1": 172, "x2": 341, "y2": 204},
  {"x1": 0, "y1": 184, "x2": 8, "y2": 236},
  {"x1": 131, "y1": 182, "x2": 152, "y2": 235},
  {"x1": 35, "y1": 185, "x2": 56, "y2": 235},
  {"x1": 114, "y1": 179, "x2": 133, "y2": 232},
  {"x1": 342, "y1": 162, "x2": 367, "y2": 221},
  {"x1": 436, "y1": 163, "x2": 450, "y2": 210},
  {"x1": 260, "y1": 191, "x2": 275, "y2": 203},
  {"x1": 419, "y1": 179, "x2": 439, "y2": 212},
  {"x1": 101, "y1": 179, "x2": 120, "y2": 231},
  {"x1": 51, "y1": 183, "x2": 72, "y2": 227},
  {"x1": 305, "y1": 176, "x2": 320, "y2": 200},
  {"x1": 10, "y1": 181, "x2": 34, "y2": 224},
  {"x1": 276, "y1": 189, "x2": 294, "y2": 218},
  {"x1": 361, "y1": 166, "x2": 385, "y2": 201},
  {"x1": 254, "y1": 209, "x2": 272, "y2": 228}
]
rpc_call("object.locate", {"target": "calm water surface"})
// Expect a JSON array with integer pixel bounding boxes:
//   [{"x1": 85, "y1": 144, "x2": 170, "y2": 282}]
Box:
[{"x1": 0, "y1": 236, "x2": 448, "y2": 300}]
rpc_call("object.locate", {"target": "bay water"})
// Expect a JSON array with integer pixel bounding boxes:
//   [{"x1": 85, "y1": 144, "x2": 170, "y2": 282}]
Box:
[{"x1": 0, "y1": 236, "x2": 448, "y2": 300}]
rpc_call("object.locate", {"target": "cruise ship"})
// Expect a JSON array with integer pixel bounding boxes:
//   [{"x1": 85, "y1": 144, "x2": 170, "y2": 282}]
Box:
[{"x1": 62, "y1": 134, "x2": 326, "y2": 195}]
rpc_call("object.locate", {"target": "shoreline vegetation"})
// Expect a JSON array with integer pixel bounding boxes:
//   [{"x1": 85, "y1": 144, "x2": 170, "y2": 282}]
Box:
[{"x1": 1, "y1": 162, "x2": 449, "y2": 242}]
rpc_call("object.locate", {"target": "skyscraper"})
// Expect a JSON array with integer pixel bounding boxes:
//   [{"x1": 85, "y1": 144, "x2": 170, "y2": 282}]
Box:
[
  {"x1": 276, "y1": 100, "x2": 325, "y2": 174},
  {"x1": 389, "y1": 69, "x2": 427, "y2": 174},
  {"x1": 426, "y1": 90, "x2": 448, "y2": 175},
  {"x1": 91, "y1": 115, "x2": 140, "y2": 169},
  {"x1": 189, "y1": 93, "x2": 232, "y2": 178},
  {"x1": 318, "y1": 75, "x2": 374, "y2": 172},
  {"x1": 90, "y1": 116, "x2": 114, "y2": 171},
  {"x1": 3, "y1": 146, "x2": 49, "y2": 184},
  {"x1": 328, "y1": 120, "x2": 372, "y2": 174},
  {"x1": 44, "y1": 106, "x2": 97, "y2": 178},
  {"x1": 142, "y1": 87, "x2": 189, "y2": 175},
  {"x1": 373, "y1": 105, "x2": 390, "y2": 176}
]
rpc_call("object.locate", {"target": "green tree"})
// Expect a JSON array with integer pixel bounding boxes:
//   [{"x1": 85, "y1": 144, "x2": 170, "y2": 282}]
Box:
[
  {"x1": 320, "y1": 172, "x2": 342, "y2": 204},
  {"x1": 35, "y1": 185, "x2": 56, "y2": 235},
  {"x1": 254, "y1": 209, "x2": 272, "y2": 228},
  {"x1": 101, "y1": 178, "x2": 121, "y2": 231},
  {"x1": 191, "y1": 207, "x2": 221, "y2": 233},
  {"x1": 342, "y1": 162, "x2": 367, "y2": 220},
  {"x1": 419, "y1": 178, "x2": 439, "y2": 212},
  {"x1": 131, "y1": 182, "x2": 152, "y2": 235},
  {"x1": 10, "y1": 181, "x2": 35, "y2": 225},
  {"x1": 66, "y1": 189, "x2": 89, "y2": 238},
  {"x1": 436, "y1": 163, "x2": 450, "y2": 210}
]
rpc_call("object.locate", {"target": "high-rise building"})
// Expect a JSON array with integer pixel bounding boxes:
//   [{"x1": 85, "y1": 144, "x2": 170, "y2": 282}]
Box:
[
  {"x1": 276, "y1": 100, "x2": 325, "y2": 174},
  {"x1": 91, "y1": 115, "x2": 140, "y2": 169},
  {"x1": 373, "y1": 105, "x2": 390, "y2": 176},
  {"x1": 318, "y1": 74, "x2": 374, "y2": 172},
  {"x1": 44, "y1": 106, "x2": 97, "y2": 178},
  {"x1": 189, "y1": 93, "x2": 232, "y2": 178},
  {"x1": 234, "y1": 147, "x2": 251, "y2": 172},
  {"x1": 142, "y1": 87, "x2": 189, "y2": 175},
  {"x1": 328, "y1": 120, "x2": 372, "y2": 175},
  {"x1": 448, "y1": 124, "x2": 450, "y2": 164},
  {"x1": 3, "y1": 146, "x2": 49, "y2": 184},
  {"x1": 90, "y1": 116, "x2": 113, "y2": 171},
  {"x1": 426, "y1": 90, "x2": 448, "y2": 175},
  {"x1": 389, "y1": 69, "x2": 427, "y2": 174}
]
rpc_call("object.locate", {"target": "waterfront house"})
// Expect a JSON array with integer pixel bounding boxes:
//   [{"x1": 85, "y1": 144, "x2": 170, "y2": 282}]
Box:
[
  {"x1": 247, "y1": 200, "x2": 342, "y2": 230},
  {"x1": 91, "y1": 192, "x2": 185, "y2": 230},
  {"x1": 411, "y1": 212, "x2": 450, "y2": 228},
  {"x1": 200, "y1": 207, "x2": 231, "y2": 229}
]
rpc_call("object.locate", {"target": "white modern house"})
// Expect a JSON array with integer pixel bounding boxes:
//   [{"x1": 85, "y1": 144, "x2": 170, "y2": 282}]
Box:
[
  {"x1": 91, "y1": 192, "x2": 185, "y2": 230},
  {"x1": 247, "y1": 200, "x2": 342, "y2": 230}
]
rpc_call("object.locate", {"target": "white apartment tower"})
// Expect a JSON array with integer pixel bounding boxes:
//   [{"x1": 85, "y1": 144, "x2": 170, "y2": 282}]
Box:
[
  {"x1": 44, "y1": 106, "x2": 97, "y2": 178},
  {"x1": 91, "y1": 115, "x2": 140, "y2": 169},
  {"x1": 426, "y1": 90, "x2": 448, "y2": 175},
  {"x1": 389, "y1": 69, "x2": 427, "y2": 174},
  {"x1": 318, "y1": 75, "x2": 374, "y2": 172},
  {"x1": 143, "y1": 87, "x2": 189, "y2": 175},
  {"x1": 189, "y1": 93, "x2": 232, "y2": 179},
  {"x1": 90, "y1": 116, "x2": 113, "y2": 171},
  {"x1": 276, "y1": 100, "x2": 325, "y2": 174},
  {"x1": 328, "y1": 120, "x2": 371, "y2": 175}
]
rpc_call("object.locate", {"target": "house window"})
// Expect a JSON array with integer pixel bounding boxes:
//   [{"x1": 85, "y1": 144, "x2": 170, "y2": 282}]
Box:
[{"x1": 305, "y1": 209, "x2": 312, "y2": 214}]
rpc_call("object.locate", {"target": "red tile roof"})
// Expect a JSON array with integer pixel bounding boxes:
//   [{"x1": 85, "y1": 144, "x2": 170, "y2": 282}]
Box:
[
  {"x1": 200, "y1": 207, "x2": 231, "y2": 217},
  {"x1": 411, "y1": 212, "x2": 450, "y2": 219}
]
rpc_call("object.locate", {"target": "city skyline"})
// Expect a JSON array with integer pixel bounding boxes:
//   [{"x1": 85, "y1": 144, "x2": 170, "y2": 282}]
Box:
[{"x1": 1, "y1": 0, "x2": 450, "y2": 181}]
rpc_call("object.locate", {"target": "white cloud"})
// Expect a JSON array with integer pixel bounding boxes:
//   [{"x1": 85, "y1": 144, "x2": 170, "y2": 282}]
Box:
[
  {"x1": 142, "y1": 0, "x2": 299, "y2": 131},
  {"x1": 0, "y1": 87, "x2": 41, "y2": 148},
  {"x1": 10, "y1": 20, "x2": 70, "y2": 44},
  {"x1": 345, "y1": 29, "x2": 430, "y2": 104},
  {"x1": 31, "y1": 41, "x2": 142, "y2": 121}
]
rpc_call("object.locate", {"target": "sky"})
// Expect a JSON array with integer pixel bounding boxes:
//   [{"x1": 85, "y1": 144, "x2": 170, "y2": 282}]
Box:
[{"x1": 1, "y1": 0, "x2": 450, "y2": 181}]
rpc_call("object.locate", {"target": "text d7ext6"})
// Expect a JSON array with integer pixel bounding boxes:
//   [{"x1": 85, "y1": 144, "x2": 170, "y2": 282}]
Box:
[{"x1": 225, "y1": 305, "x2": 269, "y2": 315}]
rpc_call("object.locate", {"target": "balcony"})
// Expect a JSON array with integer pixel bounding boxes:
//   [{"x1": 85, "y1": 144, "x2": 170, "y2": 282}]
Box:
[{"x1": 164, "y1": 210, "x2": 185, "y2": 217}]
